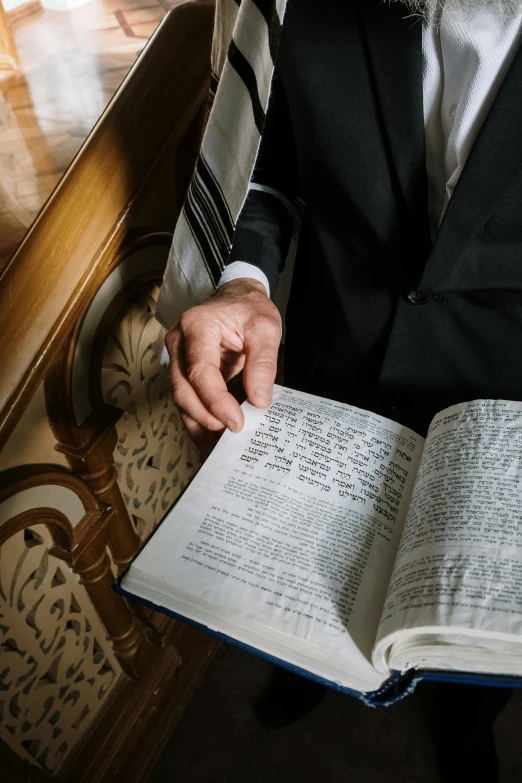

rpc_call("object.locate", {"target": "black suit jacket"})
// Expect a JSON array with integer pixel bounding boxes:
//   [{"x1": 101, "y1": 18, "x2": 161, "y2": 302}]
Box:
[{"x1": 226, "y1": 0, "x2": 522, "y2": 435}]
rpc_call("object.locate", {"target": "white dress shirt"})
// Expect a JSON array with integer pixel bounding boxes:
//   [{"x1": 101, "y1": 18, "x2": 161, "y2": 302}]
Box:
[{"x1": 219, "y1": 0, "x2": 522, "y2": 295}]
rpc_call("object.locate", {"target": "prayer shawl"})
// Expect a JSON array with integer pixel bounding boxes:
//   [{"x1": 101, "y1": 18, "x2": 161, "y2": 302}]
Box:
[{"x1": 156, "y1": 0, "x2": 290, "y2": 330}]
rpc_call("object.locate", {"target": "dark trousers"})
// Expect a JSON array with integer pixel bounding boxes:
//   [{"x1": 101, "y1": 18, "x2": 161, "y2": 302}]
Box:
[
  {"x1": 262, "y1": 667, "x2": 512, "y2": 782},
  {"x1": 426, "y1": 681, "x2": 513, "y2": 783}
]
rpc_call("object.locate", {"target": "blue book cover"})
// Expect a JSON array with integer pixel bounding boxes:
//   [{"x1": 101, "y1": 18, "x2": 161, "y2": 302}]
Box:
[{"x1": 113, "y1": 574, "x2": 522, "y2": 707}]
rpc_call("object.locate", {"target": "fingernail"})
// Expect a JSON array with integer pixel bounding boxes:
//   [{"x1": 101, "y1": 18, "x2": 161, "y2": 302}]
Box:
[{"x1": 255, "y1": 386, "x2": 272, "y2": 406}]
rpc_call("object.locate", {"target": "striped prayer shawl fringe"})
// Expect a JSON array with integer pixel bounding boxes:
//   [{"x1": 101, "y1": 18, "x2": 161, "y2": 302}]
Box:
[{"x1": 156, "y1": 0, "x2": 290, "y2": 330}]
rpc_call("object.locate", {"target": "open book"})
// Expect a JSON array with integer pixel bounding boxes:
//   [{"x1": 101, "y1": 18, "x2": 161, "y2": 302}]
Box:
[{"x1": 117, "y1": 386, "x2": 522, "y2": 703}]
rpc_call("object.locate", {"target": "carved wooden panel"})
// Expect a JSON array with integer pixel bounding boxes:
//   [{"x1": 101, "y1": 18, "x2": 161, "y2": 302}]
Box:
[
  {"x1": 101, "y1": 282, "x2": 200, "y2": 542},
  {"x1": 0, "y1": 463, "x2": 164, "y2": 775},
  {"x1": 0, "y1": 3, "x2": 215, "y2": 778},
  {"x1": 0, "y1": 522, "x2": 119, "y2": 775}
]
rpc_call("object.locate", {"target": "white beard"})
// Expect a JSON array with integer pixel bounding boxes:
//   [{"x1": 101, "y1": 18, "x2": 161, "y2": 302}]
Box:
[{"x1": 392, "y1": 0, "x2": 522, "y2": 19}]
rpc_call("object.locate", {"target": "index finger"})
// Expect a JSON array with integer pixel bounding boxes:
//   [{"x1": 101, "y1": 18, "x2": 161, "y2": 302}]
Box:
[{"x1": 184, "y1": 328, "x2": 245, "y2": 433}]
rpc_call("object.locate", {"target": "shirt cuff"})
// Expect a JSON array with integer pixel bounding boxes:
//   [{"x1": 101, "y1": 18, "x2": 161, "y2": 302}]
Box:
[{"x1": 217, "y1": 261, "x2": 270, "y2": 297}]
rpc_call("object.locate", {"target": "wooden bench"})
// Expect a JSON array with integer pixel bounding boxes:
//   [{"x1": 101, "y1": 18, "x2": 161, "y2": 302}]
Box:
[{"x1": 0, "y1": 3, "x2": 219, "y2": 780}]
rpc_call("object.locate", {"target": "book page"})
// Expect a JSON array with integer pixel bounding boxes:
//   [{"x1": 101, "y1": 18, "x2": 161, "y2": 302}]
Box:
[
  {"x1": 129, "y1": 386, "x2": 422, "y2": 685},
  {"x1": 374, "y1": 399, "x2": 522, "y2": 672}
]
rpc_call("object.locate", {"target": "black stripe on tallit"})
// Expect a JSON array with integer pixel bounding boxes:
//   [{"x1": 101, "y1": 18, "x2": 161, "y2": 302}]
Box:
[
  {"x1": 198, "y1": 155, "x2": 234, "y2": 244},
  {"x1": 193, "y1": 164, "x2": 232, "y2": 259},
  {"x1": 251, "y1": 0, "x2": 282, "y2": 63},
  {"x1": 184, "y1": 179, "x2": 223, "y2": 285},
  {"x1": 183, "y1": 205, "x2": 220, "y2": 285},
  {"x1": 228, "y1": 40, "x2": 265, "y2": 134},
  {"x1": 183, "y1": 206, "x2": 221, "y2": 285},
  {"x1": 191, "y1": 172, "x2": 231, "y2": 265},
  {"x1": 184, "y1": 156, "x2": 238, "y2": 280},
  {"x1": 208, "y1": 71, "x2": 219, "y2": 110}
]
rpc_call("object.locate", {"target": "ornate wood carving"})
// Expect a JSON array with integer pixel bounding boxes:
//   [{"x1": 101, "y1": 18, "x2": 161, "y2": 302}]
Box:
[
  {"x1": 0, "y1": 466, "x2": 158, "y2": 681},
  {"x1": 97, "y1": 271, "x2": 200, "y2": 544},
  {"x1": 0, "y1": 469, "x2": 122, "y2": 774},
  {"x1": 44, "y1": 235, "x2": 177, "y2": 571},
  {"x1": 43, "y1": 234, "x2": 199, "y2": 659}
]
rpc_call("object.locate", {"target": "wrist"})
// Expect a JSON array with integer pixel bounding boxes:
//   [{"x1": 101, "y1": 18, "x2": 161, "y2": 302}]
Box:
[
  {"x1": 215, "y1": 277, "x2": 269, "y2": 299},
  {"x1": 218, "y1": 262, "x2": 271, "y2": 297}
]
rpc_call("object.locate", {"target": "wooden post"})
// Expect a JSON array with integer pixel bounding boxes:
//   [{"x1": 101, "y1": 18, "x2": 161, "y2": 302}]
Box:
[
  {"x1": 52, "y1": 415, "x2": 142, "y2": 573},
  {"x1": 64, "y1": 506, "x2": 153, "y2": 679}
]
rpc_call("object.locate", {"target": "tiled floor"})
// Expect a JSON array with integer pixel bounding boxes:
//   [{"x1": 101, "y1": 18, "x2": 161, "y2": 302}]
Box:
[{"x1": 0, "y1": 0, "x2": 186, "y2": 271}]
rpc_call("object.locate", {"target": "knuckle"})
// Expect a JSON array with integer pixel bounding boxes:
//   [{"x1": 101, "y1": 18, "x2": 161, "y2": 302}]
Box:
[
  {"x1": 180, "y1": 308, "x2": 221, "y2": 348},
  {"x1": 252, "y1": 314, "x2": 281, "y2": 338},
  {"x1": 203, "y1": 416, "x2": 221, "y2": 432},
  {"x1": 183, "y1": 408, "x2": 218, "y2": 433},
  {"x1": 254, "y1": 341, "x2": 279, "y2": 360},
  {"x1": 179, "y1": 308, "x2": 201, "y2": 334},
  {"x1": 186, "y1": 360, "x2": 208, "y2": 388},
  {"x1": 172, "y1": 387, "x2": 190, "y2": 412},
  {"x1": 253, "y1": 355, "x2": 277, "y2": 375}
]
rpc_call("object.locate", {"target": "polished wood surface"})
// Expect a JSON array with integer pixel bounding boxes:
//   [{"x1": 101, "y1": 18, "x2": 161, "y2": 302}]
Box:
[
  {"x1": 6, "y1": 1, "x2": 42, "y2": 25},
  {"x1": 0, "y1": 1, "x2": 213, "y2": 450},
  {"x1": 0, "y1": 1, "x2": 19, "y2": 70},
  {"x1": 0, "y1": 0, "x2": 184, "y2": 271}
]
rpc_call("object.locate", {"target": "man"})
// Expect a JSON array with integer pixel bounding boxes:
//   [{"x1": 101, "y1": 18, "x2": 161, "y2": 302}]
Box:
[{"x1": 160, "y1": 0, "x2": 521, "y2": 779}]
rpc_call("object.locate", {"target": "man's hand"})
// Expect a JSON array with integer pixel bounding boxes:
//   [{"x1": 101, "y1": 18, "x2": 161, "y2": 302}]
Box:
[{"x1": 165, "y1": 278, "x2": 282, "y2": 455}]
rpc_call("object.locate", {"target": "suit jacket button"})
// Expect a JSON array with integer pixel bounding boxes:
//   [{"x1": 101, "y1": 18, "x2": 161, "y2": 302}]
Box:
[{"x1": 405, "y1": 290, "x2": 431, "y2": 305}]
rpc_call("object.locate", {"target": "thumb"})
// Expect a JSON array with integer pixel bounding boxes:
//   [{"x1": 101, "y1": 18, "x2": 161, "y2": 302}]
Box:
[{"x1": 243, "y1": 318, "x2": 281, "y2": 408}]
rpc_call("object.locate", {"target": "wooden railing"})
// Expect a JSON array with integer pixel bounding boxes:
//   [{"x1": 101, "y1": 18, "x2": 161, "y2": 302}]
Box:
[{"x1": 0, "y1": 3, "x2": 219, "y2": 780}]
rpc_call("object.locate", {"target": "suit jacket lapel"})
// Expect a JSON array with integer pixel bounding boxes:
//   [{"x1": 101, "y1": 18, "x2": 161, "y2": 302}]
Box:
[
  {"x1": 359, "y1": 0, "x2": 429, "y2": 283},
  {"x1": 421, "y1": 40, "x2": 522, "y2": 291}
]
